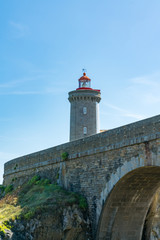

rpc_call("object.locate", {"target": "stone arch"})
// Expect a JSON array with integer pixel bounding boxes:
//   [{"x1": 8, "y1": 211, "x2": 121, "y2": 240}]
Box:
[
  {"x1": 96, "y1": 157, "x2": 146, "y2": 224},
  {"x1": 96, "y1": 166, "x2": 160, "y2": 240}
]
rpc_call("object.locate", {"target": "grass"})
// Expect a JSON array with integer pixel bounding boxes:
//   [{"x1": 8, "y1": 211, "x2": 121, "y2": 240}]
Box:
[
  {"x1": 0, "y1": 175, "x2": 88, "y2": 233},
  {"x1": 4, "y1": 185, "x2": 13, "y2": 194},
  {"x1": 0, "y1": 191, "x2": 22, "y2": 237},
  {"x1": 19, "y1": 181, "x2": 87, "y2": 213}
]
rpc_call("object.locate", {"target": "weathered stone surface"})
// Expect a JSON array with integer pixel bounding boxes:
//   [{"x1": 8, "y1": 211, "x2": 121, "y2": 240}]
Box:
[{"x1": 3, "y1": 205, "x2": 91, "y2": 240}]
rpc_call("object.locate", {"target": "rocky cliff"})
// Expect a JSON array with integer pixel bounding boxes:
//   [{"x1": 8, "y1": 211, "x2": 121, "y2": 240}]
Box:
[{"x1": 0, "y1": 176, "x2": 92, "y2": 240}]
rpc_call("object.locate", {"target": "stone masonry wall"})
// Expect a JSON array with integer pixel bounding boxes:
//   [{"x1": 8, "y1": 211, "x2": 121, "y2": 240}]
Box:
[{"x1": 3, "y1": 114, "x2": 160, "y2": 237}]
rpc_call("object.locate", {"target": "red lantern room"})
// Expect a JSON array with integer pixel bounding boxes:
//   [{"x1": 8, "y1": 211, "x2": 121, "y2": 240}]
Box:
[
  {"x1": 76, "y1": 72, "x2": 100, "y2": 92},
  {"x1": 77, "y1": 72, "x2": 91, "y2": 90}
]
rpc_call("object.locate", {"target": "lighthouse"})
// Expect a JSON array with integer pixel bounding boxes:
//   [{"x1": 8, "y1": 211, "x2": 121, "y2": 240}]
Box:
[{"x1": 68, "y1": 71, "x2": 101, "y2": 141}]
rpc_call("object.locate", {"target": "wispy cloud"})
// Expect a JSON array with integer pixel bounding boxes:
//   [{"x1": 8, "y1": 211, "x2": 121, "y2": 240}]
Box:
[
  {"x1": 0, "y1": 89, "x2": 65, "y2": 95},
  {"x1": 9, "y1": 21, "x2": 30, "y2": 38},
  {"x1": 0, "y1": 134, "x2": 29, "y2": 142},
  {"x1": 128, "y1": 72, "x2": 160, "y2": 105},
  {"x1": 0, "y1": 87, "x2": 65, "y2": 96},
  {"x1": 130, "y1": 72, "x2": 160, "y2": 87},
  {"x1": 0, "y1": 70, "x2": 66, "y2": 95},
  {"x1": 101, "y1": 72, "x2": 160, "y2": 129},
  {"x1": 0, "y1": 75, "x2": 48, "y2": 88},
  {"x1": 103, "y1": 103, "x2": 146, "y2": 120},
  {"x1": 130, "y1": 77, "x2": 157, "y2": 86},
  {"x1": 2, "y1": 91, "x2": 44, "y2": 95}
]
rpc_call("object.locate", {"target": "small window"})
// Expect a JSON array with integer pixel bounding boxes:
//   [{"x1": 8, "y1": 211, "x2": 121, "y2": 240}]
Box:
[
  {"x1": 83, "y1": 107, "x2": 87, "y2": 114},
  {"x1": 83, "y1": 127, "x2": 87, "y2": 135}
]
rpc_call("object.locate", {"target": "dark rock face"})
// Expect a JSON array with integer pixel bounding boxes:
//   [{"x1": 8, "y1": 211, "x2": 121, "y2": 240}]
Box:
[{"x1": 4, "y1": 205, "x2": 92, "y2": 240}]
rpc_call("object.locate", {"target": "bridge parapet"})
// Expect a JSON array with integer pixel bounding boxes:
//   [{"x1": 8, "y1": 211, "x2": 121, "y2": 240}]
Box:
[{"x1": 4, "y1": 114, "x2": 160, "y2": 181}]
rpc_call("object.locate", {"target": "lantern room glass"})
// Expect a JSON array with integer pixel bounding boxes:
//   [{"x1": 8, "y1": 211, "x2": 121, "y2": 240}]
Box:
[{"x1": 79, "y1": 80, "x2": 91, "y2": 88}]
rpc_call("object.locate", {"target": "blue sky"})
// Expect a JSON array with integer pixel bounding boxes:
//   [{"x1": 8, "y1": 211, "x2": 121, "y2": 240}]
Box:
[{"x1": 1, "y1": 0, "x2": 160, "y2": 183}]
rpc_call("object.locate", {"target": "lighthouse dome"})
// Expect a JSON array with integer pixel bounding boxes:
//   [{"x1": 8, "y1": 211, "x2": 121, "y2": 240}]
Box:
[{"x1": 79, "y1": 72, "x2": 91, "y2": 81}]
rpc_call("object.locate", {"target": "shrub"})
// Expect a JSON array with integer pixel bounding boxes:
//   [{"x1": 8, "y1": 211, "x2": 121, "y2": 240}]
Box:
[
  {"x1": 28, "y1": 175, "x2": 40, "y2": 185},
  {"x1": 0, "y1": 230, "x2": 5, "y2": 238},
  {"x1": 4, "y1": 185, "x2": 13, "y2": 194},
  {"x1": 3, "y1": 221, "x2": 12, "y2": 230},
  {"x1": 0, "y1": 224, "x2": 8, "y2": 238},
  {"x1": 12, "y1": 177, "x2": 18, "y2": 182},
  {"x1": 35, "y1": 178, "x2": 50, "y2": 186},
  {"x1": 14, "y1": 164, "x2": 18, "y2": 170},
  {"x1": 0, "y1": 185, "x2": 5, "y2": 193},
  {"x1": 35, "y1": 206, "x2": 43, "y2": 214},
  {"x1": 61, "y1": 152, "x2": 69, "y2": 160},
  {"x1": 79, "y1": 196, "x2": 88, "y2": 210},
  {"x1": 42, "y1": 179, "x2": 50, "y2": 185},
  {"x1": 24, "y1": 210, "x2": 35, "y2": 220},
  {"x1": 56, "y1": 172, "x2": 59, "y2": 180}
]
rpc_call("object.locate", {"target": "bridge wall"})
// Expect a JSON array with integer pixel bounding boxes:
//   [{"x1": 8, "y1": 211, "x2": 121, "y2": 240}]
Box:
[{"x1": 3, "y1": 114, "x2": 160, "y2": 236}]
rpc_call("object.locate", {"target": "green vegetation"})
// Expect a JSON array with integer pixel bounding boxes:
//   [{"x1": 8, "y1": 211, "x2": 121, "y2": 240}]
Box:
[
  {"x1": 14, "y1": 164, "x2": 18, "y2": 170},
  {"x1": 0, "y1": 221, "x2": 13, "y2": 238},
  {"x1": 23, "y1": 210, "x2": 35, "y2": 220},
  {"x1": 3, "y1": 221, "x2": 12, "y2": 229},
  {"x1": 4, "y1": 185, "x2": 13, "y2": 194},
  {"x1": 28, "y1": 175, "x2": 40, "y2": 185},
  {"x1": 79, "y1": 195, "x2": 88, "y2": 210},
  {"x1": 12, "y1": 177, "x2": 17, "y2": 182},
  {"x1": 0, "y1": 185, "x2": 5, "y2": 193},
  {"x1": 0, "y1": 175, "x2": 88, "y2": 235},
  {"x1": 0, "y1": 228, "x2": 5, "y2": 238},
  {"x1": 56, "y1": 172, "x2": 59, "y2": 180},
  {"x1": 61, "y1": 152, "x2": 69, "y2": 160}
]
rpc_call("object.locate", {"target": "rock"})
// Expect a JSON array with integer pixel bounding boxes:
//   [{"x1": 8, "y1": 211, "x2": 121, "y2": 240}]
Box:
[
  {"x1": 17, "y1": 223, "x2": 25, "y2": 232},
  {"x1": 3, "y1": 204, "x2": 92, "y2": 240},
  {"x1": 4, "y1": 229, "x2": 13, "y2": 239},
  {"x1": 63, "y1": 206, "x2": 87, "y2": 231}
]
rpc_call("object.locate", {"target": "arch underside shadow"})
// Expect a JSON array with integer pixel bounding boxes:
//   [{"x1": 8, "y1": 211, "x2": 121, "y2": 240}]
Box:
[{"x1": 97, "y1": 166, "x2": 160, "y2": 240}]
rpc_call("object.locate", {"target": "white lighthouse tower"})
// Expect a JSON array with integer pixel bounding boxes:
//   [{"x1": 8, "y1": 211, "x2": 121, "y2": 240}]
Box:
[{"x1": 68, "y1": 71, "x2": 101, "y2": 141}]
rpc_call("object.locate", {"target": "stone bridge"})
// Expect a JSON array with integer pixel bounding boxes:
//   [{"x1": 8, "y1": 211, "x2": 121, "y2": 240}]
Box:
[{"x1": 3, "y1": 114, "x2": 160, "y2": 240}]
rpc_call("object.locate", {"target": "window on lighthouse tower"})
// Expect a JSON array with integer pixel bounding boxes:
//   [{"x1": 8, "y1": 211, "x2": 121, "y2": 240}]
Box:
[
  {"x1": 83, "y1": 127, "x2": 87, "y2": 135},
  {"x1": 83, "y1": 107, "x2": 87, "y2": 114}
]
